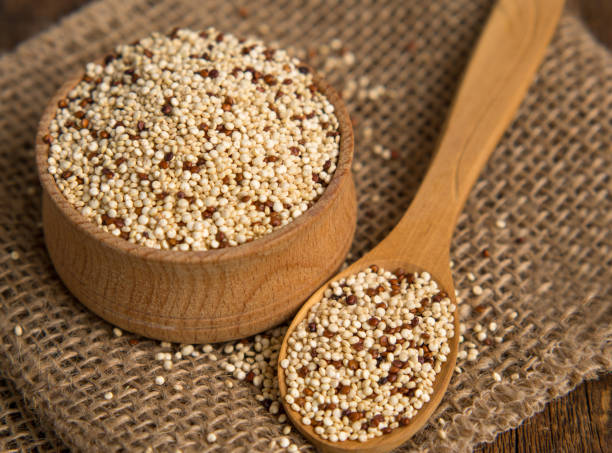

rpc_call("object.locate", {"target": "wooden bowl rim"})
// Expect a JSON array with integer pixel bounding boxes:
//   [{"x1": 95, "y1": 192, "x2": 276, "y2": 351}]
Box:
[{"x1": 36, "y1": 61, "x2": 354, "y2": 264}]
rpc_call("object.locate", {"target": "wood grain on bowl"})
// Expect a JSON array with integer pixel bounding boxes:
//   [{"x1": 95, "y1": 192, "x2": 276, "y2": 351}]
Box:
[{"x1": 36, "y1": 71, "x2": 356, "y2": 343}]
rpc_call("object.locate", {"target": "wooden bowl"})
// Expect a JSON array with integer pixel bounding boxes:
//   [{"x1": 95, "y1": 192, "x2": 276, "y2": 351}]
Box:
[{"x1": 35, "y1": 69, "x2": 356, "y2": 344}]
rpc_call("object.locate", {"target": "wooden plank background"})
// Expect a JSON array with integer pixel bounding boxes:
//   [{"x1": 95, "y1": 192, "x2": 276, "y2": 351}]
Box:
[{"x1": 0, "y1": 1, "x2": 609, "y2": 451}]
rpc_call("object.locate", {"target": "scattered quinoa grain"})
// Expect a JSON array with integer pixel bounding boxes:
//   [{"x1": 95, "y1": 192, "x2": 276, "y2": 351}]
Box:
[
  {"x1": 104, "y1": 392, "x2": 114, "y2": 400},
  {"x1": 13, "y1": 325, "x2": 23, "y2": 336},
  {"x1": 496, "y1": 219, "x2": 507, "y2": 228},
  {"x1": 206, "y1": 433, "x2": 217, "y2": 443},
  {"x1": 467, "y1": 348, "x2": 479, "y2": 361},
  {"x1": 155, "y1": 376, "x2": 165, "y2": 385},
  {"x1": 472, "y1": 285, "x2": 483, "y2": 295},
  {"x1": 493, "y1": 372, "x2": 502, "y2": 382},
  {"x1": 112, "y1": 327, "x2": 123, "y2": 337},
  {"x1": 9, "y1": 251, "x2": 20, "y2": 260},
  {"x1": 279, "y1": 437, "x2": 290, "y2": 448}
]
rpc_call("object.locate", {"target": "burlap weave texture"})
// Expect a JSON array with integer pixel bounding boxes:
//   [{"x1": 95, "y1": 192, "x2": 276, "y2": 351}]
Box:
[{"x1": 0, "y1": 0, "x2": 610, "y2": 452}]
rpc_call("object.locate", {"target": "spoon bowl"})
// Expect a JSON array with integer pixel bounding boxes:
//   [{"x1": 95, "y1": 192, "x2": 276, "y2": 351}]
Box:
[
  {"x1": 278, "y1": 257, "x2": 459, "y2": 453},
  {"x1": 278, "y1": 0, "x2": 564, "y2": 450}
]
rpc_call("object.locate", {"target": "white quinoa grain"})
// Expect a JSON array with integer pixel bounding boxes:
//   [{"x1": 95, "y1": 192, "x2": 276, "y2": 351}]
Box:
[
  {"x1": 472, "y1": 285, "x2": 483, "y2": 295},
  {"x1": 467, "y1": 349, "x2": 479, "y2": 361},
  {"x1": 496, "y1": 219, "x2": 507, "y2": 228},
  {"x1": 181, "y1": 345, "x2": 194, "y2": 356},
  {"x1": 493, "y1": 372, "x2": 502, "y2": 382},
  {"x1": 279, "y1": 437, "x2": 290, "y2": 448},
  {"x1": 104, "y1": 392, "x2": 114, "y2": 400},
  {"x1": 154, "y1": 376, "x2": 165, "y2": 385},
  {"x1": 206, "y1": 433, "x2": 217, "y2": 443},
  {"x1": 9, "y1": 251, "x2": 20, "y2": 260},
  {"x1": 112, "y1": 327, "x2": 123, "y2": 337},
  {"x1": 13, "y1": 325, "x2": 23, "y2": 336}
]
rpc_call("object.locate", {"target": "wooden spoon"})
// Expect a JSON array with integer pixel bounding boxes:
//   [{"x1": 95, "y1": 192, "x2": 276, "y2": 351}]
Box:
[{"x1": 278, "y1": 0, "x2": 564, "y2": 451}]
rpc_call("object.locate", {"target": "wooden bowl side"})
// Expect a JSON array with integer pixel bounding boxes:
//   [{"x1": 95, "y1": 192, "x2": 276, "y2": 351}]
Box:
[
  {"x1": 278, "y1": 257, "x2": 459, "y2": 453},
  {"x1": 36, "y1": 69, "x2": 356, "y2": 343}
]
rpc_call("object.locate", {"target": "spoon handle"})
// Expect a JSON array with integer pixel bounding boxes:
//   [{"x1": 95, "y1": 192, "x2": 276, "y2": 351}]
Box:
[{"x1": 381, "y1": 0, "x2": 564, "y2": 263}]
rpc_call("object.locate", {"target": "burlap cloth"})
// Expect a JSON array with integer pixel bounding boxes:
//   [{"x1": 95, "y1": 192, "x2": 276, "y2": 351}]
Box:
[{"x1": 0, "y1": 0, "x2": 611, "y2": 451}]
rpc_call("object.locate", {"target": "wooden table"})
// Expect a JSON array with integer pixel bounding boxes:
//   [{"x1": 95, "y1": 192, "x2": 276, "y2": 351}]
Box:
[{"x1": 1, "y1": 1, "x2": 610, "y2": 451}]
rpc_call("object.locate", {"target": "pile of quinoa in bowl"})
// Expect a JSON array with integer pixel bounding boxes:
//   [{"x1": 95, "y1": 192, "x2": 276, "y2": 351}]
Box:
[
  {"x1": 43, "y1": 28, "x2": 340, "y2": 251},
  {"x1": 281, "y1": 265, "x2": 455, "y2": 442}
]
